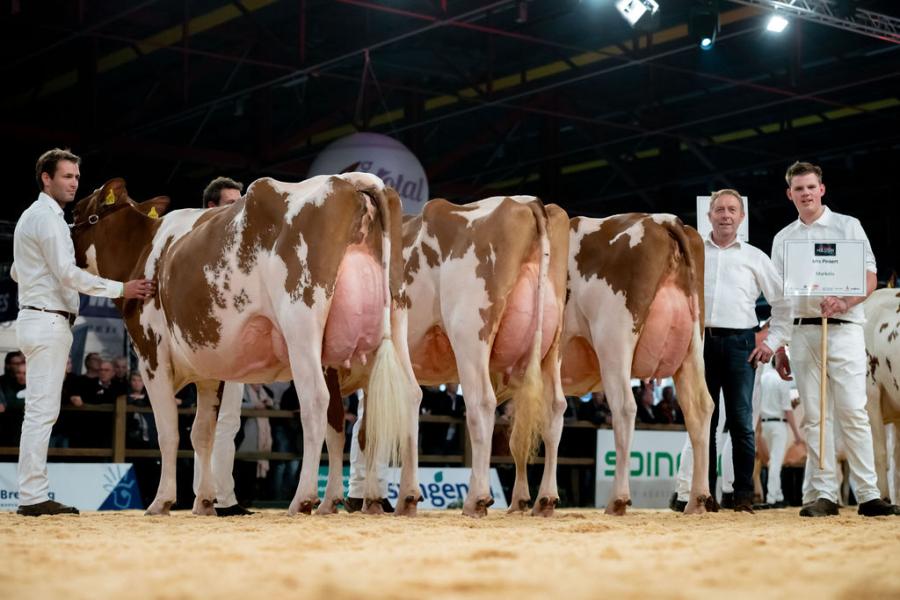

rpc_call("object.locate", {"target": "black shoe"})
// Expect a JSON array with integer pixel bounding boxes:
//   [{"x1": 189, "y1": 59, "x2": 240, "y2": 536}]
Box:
[
  {"x1": 380, "y1": 498, "x2": 394, "y2": 513},
  {"x1": 858, "y1": 498, "x2": 900, "y2": 517},
  {"x1": 215, "y1": 504, "x2": 255, "y2": 517},
  {"x1": 770, "y1": 500, "x2": 787, "y2": 509},
  {"x1": 720, "y1": 492, "x2": 734, "y2": 509},
  {"x1": 799, "y1": 498, "x2": 839, "y2": 517},
  {"x1": 345, "y1": 497, "x2": 363, "y2": 513},
  {"x1": 734, "y1": 501, "x2": 755, "y2": 514},
  {"x1": 17, "y1": 500, "x2": 79, "y2": 516},
  {"x1": 668, "y1": 493, "x2": 686, "y2": 513},
  {"x1": 752, "y1": 503, "x2": 771, "y2": 510}
]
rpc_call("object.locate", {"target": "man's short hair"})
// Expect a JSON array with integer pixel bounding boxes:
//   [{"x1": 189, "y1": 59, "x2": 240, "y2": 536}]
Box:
[
  {"x1": 785, "y1": 161, "x2": 823, "y2": 186},
  {"x1": 709, "y1": 188, "x2": 745, "y2": 213},
  {"x1": 203, "y1": 176, "x2": 244, "y2": 207},
  {"x1": 35, "y1": 148, "x2": 80, "y2": 191}
]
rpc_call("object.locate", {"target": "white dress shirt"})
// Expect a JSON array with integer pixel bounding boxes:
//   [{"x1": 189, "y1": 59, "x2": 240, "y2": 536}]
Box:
[
  {"x1": 759, "y1": 363, "x2": 793, "y2": 419},
  {"x1": 12, "y1": 192, "x2": 123, "y2": 314},
  {"x1": 771, "y1": 206, "x2": 876, "y2": 324},
  {"x1": 704, "y1": 234, "x2": 792, "y2": 350}
]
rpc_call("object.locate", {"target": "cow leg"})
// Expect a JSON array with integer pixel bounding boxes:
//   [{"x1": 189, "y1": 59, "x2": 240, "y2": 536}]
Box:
[
  {"x1": 141, "y1": 364, "x2": 179, "y2": 516},
  {"x1": 190, "y1": 380, "x2": 221, "y2": 516},
  {"x1": 288, "y1": 350, "x2": 330, "y2": 516},
  {"x1": 674, "y1": 325, "x2": 715, "y2": 514},
  {"x1": 392, "y1": 309, "x2": 424, "y2": 517},
  {"x1": 531, "y1": 360, "x2": 566, "y2": 517},
  {"x1": 867, "y1": 384, "x2": 890, "y2": 500},
  {"x1": 317, "y1": 369, "x2": 345, "y2": 515},
  {"x1": 458, "y1": 356, "x2": 497, "y2": 518}
]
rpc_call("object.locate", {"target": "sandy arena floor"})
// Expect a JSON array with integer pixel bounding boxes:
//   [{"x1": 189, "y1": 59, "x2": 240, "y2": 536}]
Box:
[{"x1": 1, "y1": 508, "x2": 898, "y2": 600}]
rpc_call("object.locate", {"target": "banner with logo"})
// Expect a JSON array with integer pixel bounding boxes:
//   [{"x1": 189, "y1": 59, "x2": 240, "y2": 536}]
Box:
[
  {"x1": 318, "y1": 466, "x2": 507, "y2": 510},
  {"x1": 0, "y1": 463, "x2": 143, "y2": 511},
  {"x1": 596, "y1": 429, "x2": 687, "y2": 509}
]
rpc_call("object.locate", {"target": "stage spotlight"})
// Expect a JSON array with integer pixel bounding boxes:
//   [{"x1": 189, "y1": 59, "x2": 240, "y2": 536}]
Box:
[
  {"x1": 766, "y1": 14, "x2": 788, "y2": 32},
  {"x1": 688, "y1": 0, "x2": 718, "y2": 49},
  {"x1": 615, "y1": 0, "x2": 659, "y2": 28}
]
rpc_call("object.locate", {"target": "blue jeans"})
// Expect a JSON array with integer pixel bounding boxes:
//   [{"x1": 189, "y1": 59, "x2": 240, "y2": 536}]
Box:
[{"x1": 704, "y1": 328, "x2": 756, "y2": 502}]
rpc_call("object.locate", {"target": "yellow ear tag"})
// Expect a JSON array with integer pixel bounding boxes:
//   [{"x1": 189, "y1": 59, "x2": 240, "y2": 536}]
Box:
[
  {"x1": 105, "y1": 189, "x2": 116, "y2": 205},
  {"x1": 148, "y1": 207, "x2": 159, "y2": 219}
]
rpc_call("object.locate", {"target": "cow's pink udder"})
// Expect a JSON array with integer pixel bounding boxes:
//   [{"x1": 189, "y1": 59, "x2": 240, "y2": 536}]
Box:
[{"x1": 632, "y1": 276, "x2": 693, "y2": 379}]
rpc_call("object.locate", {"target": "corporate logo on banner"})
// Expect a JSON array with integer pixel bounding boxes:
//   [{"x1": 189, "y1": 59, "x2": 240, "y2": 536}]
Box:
[
  {"x1": 317, "y1": 466, "x2": 507, "y2": 509},
  {"x1": 0, "y1": 463, "x2": 143, "y2": 511}
]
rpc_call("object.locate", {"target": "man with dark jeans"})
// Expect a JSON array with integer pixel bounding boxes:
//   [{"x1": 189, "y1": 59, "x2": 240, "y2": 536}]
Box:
[{"x1": 703, "y1": 189, "x2": 791, "y2": 513}]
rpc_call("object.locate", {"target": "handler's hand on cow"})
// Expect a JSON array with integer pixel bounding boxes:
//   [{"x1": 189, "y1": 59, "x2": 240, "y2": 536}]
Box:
[
  {"x1": 748, "y1": 342, "x2": 774, "y2": 368},
  {"x1": 124, "y1": 278, "x2": 156, "y2": 300}
]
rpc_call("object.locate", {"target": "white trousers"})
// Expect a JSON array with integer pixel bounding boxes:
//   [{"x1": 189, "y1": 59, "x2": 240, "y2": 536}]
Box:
[
  {"x1": 348, "y1": 398, "x2": 389, "y2": 498},
  {"x1": 792, "y1": 323, "x2": 879, "y2": 504},
  {"x1": 16, "y1": 311, "x2": 72, "y2": 506},
  {"x1": 761, "y1": 420, "x2": 788, "y2": 503},
  {"x1": 192, "y1": 383, "x2": 244, "y2": 508}
]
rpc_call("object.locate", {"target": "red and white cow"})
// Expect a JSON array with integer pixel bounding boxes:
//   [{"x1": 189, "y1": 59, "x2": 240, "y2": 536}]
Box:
[
  {"x1": 401, "y1": 196, "x2": 569, "y2": 517},
  {"x1": 865, "y1": 288, "x2": 900, "y2": 501},
  {"x1": 561, "y1": 213, "x2": 715, "y2": 514},
  {"x1": 71, "y1": 174, "x2": 419, "y2": 516}
]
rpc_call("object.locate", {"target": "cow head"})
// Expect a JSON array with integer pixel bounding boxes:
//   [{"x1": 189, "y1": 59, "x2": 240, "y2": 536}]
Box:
[{"x1": 71, "y1": 178, "x2": 171, "y2": 279}]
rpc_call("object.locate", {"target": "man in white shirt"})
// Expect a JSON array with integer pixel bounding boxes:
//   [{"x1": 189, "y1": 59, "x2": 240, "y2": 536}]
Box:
[
  {"x1": 12, "y1": 148, "x2": 155, "y2": 516},
  {"x1": 772, "y1": 161, "x2": 900, "y2": 517},
  {"x1": 701, "y1": 189, "x2": 792, "y2": 512},
  {"x1": 190, "y1": 176, "x2": 253, "y2": 517},
  {"x1": 757, "y1": 360, "x2": 802, "y2": 507}
]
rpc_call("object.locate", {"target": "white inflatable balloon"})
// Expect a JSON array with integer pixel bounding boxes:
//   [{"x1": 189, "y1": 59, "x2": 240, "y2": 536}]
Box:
[{"x1": 308, "y1": 132, "x2": 429, "y2": 215}]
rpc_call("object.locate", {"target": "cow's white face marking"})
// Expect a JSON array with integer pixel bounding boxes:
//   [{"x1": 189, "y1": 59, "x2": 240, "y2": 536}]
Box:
[{"x1": 85, "y1": 244, "x2": 99, "y2": 275}]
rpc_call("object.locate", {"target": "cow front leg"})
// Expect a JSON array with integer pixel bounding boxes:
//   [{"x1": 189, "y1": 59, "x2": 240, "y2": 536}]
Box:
[
  {"x1": 190, "y1": 380, "x2": 221, "y2": 516},
  {"x1": 531, "y1": 365, "x2": 566, "y2": 517}
]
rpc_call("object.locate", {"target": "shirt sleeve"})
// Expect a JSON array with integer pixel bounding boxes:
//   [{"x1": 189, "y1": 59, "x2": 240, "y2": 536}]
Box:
[
  {"x1": 10, "y1": 262, "x2": 17, "y2": 283},
  {"x1": 756, "y1": 250, "x2": 792, "y2": 349},
  {"x1": 850, "y1": 218, "x2": 877, "y2": 273},
  {"x1": 771, "y1": 231, "x2": 785, "y2": 277},
  {"x1": 38, "y1": 216, "x2": 124, "y2": 299}
]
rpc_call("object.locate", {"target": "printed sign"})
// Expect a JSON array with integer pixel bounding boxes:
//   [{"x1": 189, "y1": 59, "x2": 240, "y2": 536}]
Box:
[
  {"x1": 318, "y1": 466, "x2": 507, "y2": 510},
  {"x1": 0, "y1": 463, "x2": 143, "y2": 511},
  {"x1": 783, "y1": 239, "x2": 866, "y2": 297}
]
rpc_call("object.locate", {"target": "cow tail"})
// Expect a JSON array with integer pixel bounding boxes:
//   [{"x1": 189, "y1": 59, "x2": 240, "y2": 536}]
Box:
[
  {"x1": 361, "y1": 186, "x2": 408, "y2": 484},
  {"x1": 662, "y1": 218, "x2": 701, "y2": 325},
  {"x1": 510, "y1": 201, "x2": 550, "y2": 464}
]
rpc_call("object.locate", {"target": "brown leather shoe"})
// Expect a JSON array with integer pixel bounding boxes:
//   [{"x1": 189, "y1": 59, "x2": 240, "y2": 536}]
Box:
[
  {"x1": 17, "y1": 500, "x2": 79, "y2": 516},
  {"x1": 734, "y1": 502, "x2": 755, "y2": 514},
  {"x1": 799, "y1": 498, "x2": 839, "y2": 517},
  {"x1": 858, "y1": 498, "x2": 900, "y2": 517},
  {"x1": 345, "y1": 497, "x2": 363, "y2": 513}
]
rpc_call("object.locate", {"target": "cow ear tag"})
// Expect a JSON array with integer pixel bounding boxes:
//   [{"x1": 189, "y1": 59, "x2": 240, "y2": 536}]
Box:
[
  {"x1": 148, "y1": 206, "x2": 159, "y2": 219},
  {"x1": 105, "y1": 189, "x2": 116, "y2": 205}
]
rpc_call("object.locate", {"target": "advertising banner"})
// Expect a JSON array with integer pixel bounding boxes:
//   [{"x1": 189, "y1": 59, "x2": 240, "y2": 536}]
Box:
[
  {"x1": 0, "y1": 463, "x2": 143, "y2": 511},
  {"x1": 596, "y1": 429, "x2": 686, "y2": 509}
]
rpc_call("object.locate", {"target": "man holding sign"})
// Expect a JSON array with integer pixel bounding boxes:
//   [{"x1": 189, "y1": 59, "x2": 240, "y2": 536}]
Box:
[{"x1": 771, "y1": 161, "x2": 899, "y2": 517}]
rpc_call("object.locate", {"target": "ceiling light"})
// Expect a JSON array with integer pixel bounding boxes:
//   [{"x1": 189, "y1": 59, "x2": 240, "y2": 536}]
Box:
[
  {"x1": 615, "y1": 0, "x2": 659, "y2": 28},
  {"x1": 689, "y1": 0, "x2": 719, "y2": 50},
  {"x1": 766, "y1": 14, "x2": 789, "y2": 32}
]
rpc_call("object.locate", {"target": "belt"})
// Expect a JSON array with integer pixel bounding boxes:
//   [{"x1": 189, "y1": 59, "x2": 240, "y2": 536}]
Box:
[
  {"x1": 793, "y1": 318, "x2": 850, "y2": 326},
  {"x1": 761, "y1": 417, "x2": 787, "y2": 423},
  {"x1": 21, "y1": 305, "x2": 77, "y2": 326},
  {"x1": 705, "y1": 327, "x2": 753, "y2": 337}
]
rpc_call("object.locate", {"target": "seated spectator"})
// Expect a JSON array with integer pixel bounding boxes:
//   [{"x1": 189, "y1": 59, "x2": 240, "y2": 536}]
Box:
[
  {"x1": 578, "y1": 391, "x2": 612, "y2": 426},
  {"x1": 125, "y1": 372, "x2": 155, "y2": 447},
  {"x1": 83, "y1": 352, "x2": 101, "y2": 379},
  {"x1": 0, "y1": 358, "x2": 27, "y2": 446},
  {"x1": 635, "y1": 380, "x2": 657, "y2": 424},
  {"x1": 83, "y1": 360, "x2": 127, "y2": 404},
  {"x1": 655, "y1": 386, "x2": 684, "y2": 425},
  {"x1": 112, "y1": 356, "x2": 130, "y2": 391}
]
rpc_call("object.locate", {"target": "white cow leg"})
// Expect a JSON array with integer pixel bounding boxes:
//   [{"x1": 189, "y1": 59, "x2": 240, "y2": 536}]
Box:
[
  {"x1": 508, "y1": 405, "x2": 531, "y2": 514},
  {"x1": 190, "y1": 380, "x2": 221, "y2": 515},
  {"x1": 459, "y1": 362, "x2": 497, "y2": 518},
  {"x1": 317, "y1": 422, "x2": 346, "y2": 515},
  {"x1": 392, "y1": 310, "x2": 424, "y2": 517},
  {"x1": 603, "y1": 371, "x2": 637, "y2": 515},
  {"x1": 531, "y1": 363, "x2": 566, "y2": 517},
  {"x1": 142, "y1": 365, "x2": 179, "y2": 516},
  {"x1": 674, "y1": 326, "x2": 715, "y2": 514},
  {"x1": 288, "y1": 351, "x2": 330, "y2": 516}
]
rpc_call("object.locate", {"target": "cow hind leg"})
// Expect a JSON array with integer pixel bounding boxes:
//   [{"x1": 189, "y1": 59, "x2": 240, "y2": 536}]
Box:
[
  {"x1": 287, "y1": 349, "x2": 330, "y2": 516},
  {"x1": 317, "y1": 369, "x2": 346, "y2": 515},
  {"x1": 190, "y1": 380, "x2": 221, "y2": 515},
  {"x1": 142, "y1": 365, "x2": 179, "y2": 516},
  {"x1": 531, "y1": 361, "x2": 566, "y2": 517},
  {"x1": 457, "y1": 354, "x2": 497, "y2": 518},
  {"x1": 674, "y1": 325, "x2": 715, "y2": 514},
  {"x1": 392, "y1": 310, "x2": 424, "y2": 518}
]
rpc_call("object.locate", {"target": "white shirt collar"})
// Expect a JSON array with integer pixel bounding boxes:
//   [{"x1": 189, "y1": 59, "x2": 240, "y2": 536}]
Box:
[
  {"x1": 38, "y1": 192, "x2": 65, "y2": 218},
  {"x1": 705, "y1": 232, "x2": 742, "y2": 250},
  {"x1": 797, "y1": 205, "x2": 833, "y2": 228}
]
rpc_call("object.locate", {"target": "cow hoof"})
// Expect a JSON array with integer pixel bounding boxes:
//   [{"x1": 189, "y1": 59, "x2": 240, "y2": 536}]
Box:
[
  {"x1": 291, "y1": 498, "x2": 320, "y2": 515},
  {"x1": 145, "y1": 500, "x2": 174, "y2": 516},
  {"x1": 394, "y1": 494, "x2": 422, "y2": 517},
  {"x1": 463, "y1": 496, "x2": 494, "y2": 518},
  {"x1": 604, "y1": 498, "x2": 631, "y2": 516},
  {"x1": 316, "y1": 497, "x2": 343, "y2": 515},
  {"x1": 507, "y1": 498, "x2": 531, "y2": 514},
  {"x1": 363, "y1": 498, "x2": 386, "y2": 515},
  {"x1": 684, "y1": 495, "x2": 717, "y2": 515},
  {"x1": 531, "y1": 496, "x2": 558, "y2": 518},
  {"x1": 192, "y1": 498, "x2": 217, "y2": 516}
]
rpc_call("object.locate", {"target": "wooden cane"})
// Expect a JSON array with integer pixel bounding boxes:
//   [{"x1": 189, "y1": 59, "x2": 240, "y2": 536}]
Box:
[{"x1": 819, "y1": 317, "x2": 828, "y2": 469}]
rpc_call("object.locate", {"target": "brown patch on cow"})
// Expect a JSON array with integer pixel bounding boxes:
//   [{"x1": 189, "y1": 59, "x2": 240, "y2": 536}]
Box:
[
  {"x1": 324, "y1": 368, "x2": 344, "y2": 433},
  {"x1": 572, "y1": 214, "x2": 698, "y2": 334},
  {"x1": 880, "y1": 323, "x2": 889, "y2": 332},
  {"x1": 867, "y1": 351, "x2": 880, "y2": 383},
  {"x1": 887, "y1": 358, "x2": 893, "y2": 373},
  {"x1": 421, "y1": 242, "x2": 440, "y2": 268},
  {"x1": 233, "y1": 289, "x2": 250, "y2": 313},
  {"x1": 888, "y1": 328, "x2": 898, "y2": 343},
  {"x1": 129, "y1": 321, "x2": 162, "y2": 380}
]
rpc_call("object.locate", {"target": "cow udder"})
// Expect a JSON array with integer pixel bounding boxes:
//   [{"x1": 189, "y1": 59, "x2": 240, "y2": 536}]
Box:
[{"x1": 631, "y1": 276, "x2": 694, "y2": 379}]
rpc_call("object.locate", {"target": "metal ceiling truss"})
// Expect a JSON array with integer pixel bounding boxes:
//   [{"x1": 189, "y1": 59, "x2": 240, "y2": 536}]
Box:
[{"x1": 727, "y1": 0, "x2": 900, "y2": 43}]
